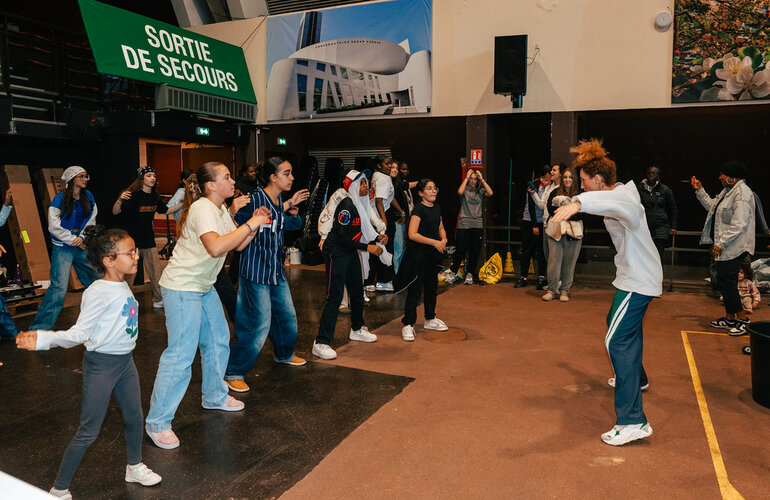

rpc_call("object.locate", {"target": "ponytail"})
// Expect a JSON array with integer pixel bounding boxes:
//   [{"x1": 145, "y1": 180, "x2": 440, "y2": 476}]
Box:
[
  {"x1": 176, "y1": 162, "x2": 222, "y2": 237},
  {"x1": 256, "y1": 156, "x2": 284, "y2": 186}
]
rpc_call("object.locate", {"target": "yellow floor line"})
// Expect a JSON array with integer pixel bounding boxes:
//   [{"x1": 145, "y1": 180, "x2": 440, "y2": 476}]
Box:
[{"x1": 680, "y1": 330, "x2": 744, "y2": 500}]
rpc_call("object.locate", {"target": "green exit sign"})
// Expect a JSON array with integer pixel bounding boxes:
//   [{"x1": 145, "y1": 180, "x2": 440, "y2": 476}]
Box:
[
  {"x1": 196, "y1": 127, "x2": 210, "y2": 136},
  {"x1": 277, "y1": 137, "x2": 287, "y2": 145}
]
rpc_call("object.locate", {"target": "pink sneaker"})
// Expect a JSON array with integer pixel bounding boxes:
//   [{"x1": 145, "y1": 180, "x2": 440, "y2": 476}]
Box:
[
  {"x1": 202, "y1": 396, "x2": 245, "y2": 412},
  {"x1": 146, "y1": 429, "x2": 180, "y2": 449}
]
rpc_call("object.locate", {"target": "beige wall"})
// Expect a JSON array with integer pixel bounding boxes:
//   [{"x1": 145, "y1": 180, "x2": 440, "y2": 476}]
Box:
[{"x1": 189, "y1": 0, "x2": 674, "y2": 122}]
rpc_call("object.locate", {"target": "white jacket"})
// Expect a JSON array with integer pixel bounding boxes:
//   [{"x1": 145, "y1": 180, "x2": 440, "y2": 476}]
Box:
[
  {"x1": 696, "y1": 180, "x2": 755, "y2": 261},
  {"x1": 575, "y1": 181, "x2": 662, "y2": 297},
  {"x1": 318, "y1": 188, "x2": 386, "y2": 239}
]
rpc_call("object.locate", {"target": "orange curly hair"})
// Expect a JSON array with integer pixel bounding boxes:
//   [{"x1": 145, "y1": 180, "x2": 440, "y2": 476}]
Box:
[{"x1": 570, "y1": 138, "x2": 616, "y2": 186}]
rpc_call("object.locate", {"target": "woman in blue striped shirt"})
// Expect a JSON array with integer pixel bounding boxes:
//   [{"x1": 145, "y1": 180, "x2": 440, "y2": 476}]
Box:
[{"x1": 224, "y1": 157, "x2": 309, "y2": 393}]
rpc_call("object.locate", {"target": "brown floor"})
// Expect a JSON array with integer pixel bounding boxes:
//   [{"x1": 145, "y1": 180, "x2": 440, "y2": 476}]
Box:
[{"x1": 282, "y1": 284, "x2": 769, "y2": 500}]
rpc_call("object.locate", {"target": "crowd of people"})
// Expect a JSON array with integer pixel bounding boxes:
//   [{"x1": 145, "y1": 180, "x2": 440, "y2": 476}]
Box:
[{"x1": 0, "y1": 142, "x2": 766, "y2": 497}]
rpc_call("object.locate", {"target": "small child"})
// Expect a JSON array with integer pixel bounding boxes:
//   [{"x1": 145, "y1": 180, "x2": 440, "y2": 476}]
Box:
[
  {"x1": 16, "y1": 226, "x2": 161, "y2": 499},
  {"x1": 395, "y1": 178, "x2": 450, "y2": 341},
  {"x1": 738, "y1": 264, "x2": 760, "y2": 314}
]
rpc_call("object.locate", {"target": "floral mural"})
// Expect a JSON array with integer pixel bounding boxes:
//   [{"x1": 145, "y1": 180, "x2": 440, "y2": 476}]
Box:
[{"x1": 673, "y1": 0, "x2": 770, "y2": 103}]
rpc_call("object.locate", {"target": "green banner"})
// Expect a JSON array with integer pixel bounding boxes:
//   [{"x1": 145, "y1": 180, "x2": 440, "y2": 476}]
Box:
[{"x1": 78, "y1": 0, "x2": 256, "y2": 103}]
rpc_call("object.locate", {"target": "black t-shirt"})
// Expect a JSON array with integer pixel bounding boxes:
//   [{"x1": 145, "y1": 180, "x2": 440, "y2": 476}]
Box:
[
  {"x1": 121, "y1": 190, "x2": 168, "y2": 249},
  {"x1": 410, "y1": 202, "x2": 441, "y2": 241}
]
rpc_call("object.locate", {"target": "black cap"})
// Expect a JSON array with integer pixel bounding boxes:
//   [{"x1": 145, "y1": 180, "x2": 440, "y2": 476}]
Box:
[{"x1": 720, "y1": 160, "x2": 751, "y2": 179}]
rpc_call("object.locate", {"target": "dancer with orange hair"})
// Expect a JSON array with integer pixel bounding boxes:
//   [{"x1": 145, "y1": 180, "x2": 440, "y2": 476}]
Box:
[{"x1": 551, "y1": 139, "x2": 662, "y2": 446}]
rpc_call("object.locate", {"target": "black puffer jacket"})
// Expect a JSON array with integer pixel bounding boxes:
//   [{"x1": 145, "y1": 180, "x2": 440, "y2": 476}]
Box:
[{"x1": 638, "y1": 180, "x2": 678, "y2": 239}]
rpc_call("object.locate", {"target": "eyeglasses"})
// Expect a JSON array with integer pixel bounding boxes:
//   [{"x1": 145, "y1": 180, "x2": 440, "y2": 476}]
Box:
[
  {"x1": 75, "y1": 174, "x2": 90, "y2": 180},
  {"x1": 115, "y1": 249, "x2": 138, "y2": 257}
]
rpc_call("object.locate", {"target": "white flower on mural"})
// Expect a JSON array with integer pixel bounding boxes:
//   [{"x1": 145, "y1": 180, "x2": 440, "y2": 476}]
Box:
[
  {"x1": 714, "y1": 54, "x2": 746, "y2": 81},
  {"x1": 726, "y1": 60, "x2": 770, "y2": 99}
]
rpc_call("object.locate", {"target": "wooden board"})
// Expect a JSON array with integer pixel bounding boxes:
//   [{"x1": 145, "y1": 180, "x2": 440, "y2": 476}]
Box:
[{"x1": 1, "y1": 165, "x2": 50, "y2": 285}]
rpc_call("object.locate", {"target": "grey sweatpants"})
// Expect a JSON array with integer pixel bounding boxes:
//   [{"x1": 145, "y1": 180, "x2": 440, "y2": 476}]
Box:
[{"x1": 54, "y1": 351, "x2": 143, "y2": 490}]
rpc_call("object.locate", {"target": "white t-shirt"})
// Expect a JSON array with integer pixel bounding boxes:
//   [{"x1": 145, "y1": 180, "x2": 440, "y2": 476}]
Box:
[
  {"x1": 575, "y1": 181, "x2": 663, "y2": 297},
  {"x1": 372, "y1": 171, "x2": 394, "y2": 211},
  {"x1": 160, "y1": 197, "x2": 237, "y2": 292},
  {"x1": 36, "y1": 280, "x2": 138, "y2": 355}
]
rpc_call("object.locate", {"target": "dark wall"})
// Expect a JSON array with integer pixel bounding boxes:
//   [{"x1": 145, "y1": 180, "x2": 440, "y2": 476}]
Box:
[
  {"x1": 266, "y1": 116, "x2": 467, "y2": 234},
  {"x1": 577, "y1": 105, "x2": 770, "y2": 233}
]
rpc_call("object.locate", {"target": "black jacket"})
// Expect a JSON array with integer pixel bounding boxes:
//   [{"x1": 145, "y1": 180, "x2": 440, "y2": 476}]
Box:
[
  {"x1": 638, "y1": 181, "x2": 678, "y2": 239},
  {"x1": 326, "y1": 197, "x2": 370, "y2": 253}
]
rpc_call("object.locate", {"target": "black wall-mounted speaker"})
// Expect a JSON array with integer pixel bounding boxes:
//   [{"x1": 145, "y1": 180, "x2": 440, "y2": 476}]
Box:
[{"x1": 494, "y1": 35, "x2": 528, "y2": 96}]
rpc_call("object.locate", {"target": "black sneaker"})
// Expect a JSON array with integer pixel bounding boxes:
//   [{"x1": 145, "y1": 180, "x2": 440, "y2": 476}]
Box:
[
  {"x1": 514, "y1": 277, "x2": 528, "y2": 288},
  {"x1": 535, "y1": 276, "x2": 546, "y2": 290},
  {"x1": 710, "y1": 317, "x2": 736, "y2": 330},
  {"x1": 729, "y1": 320, "x2": 749, "y2": 336}
]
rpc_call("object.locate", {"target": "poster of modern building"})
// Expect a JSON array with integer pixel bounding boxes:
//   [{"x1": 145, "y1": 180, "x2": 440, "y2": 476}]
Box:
[{"x1": 266, "y1": 0, "x2": 432, "y2": 121}]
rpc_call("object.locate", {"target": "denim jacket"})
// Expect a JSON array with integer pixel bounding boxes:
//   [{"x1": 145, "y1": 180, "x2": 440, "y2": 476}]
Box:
[{"x1": 696, "y1": 180, "x2": 755, "y2": 261}]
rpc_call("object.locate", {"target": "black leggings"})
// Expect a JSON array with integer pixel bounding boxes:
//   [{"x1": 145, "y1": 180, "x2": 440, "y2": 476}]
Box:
[
  {"x1": 451, "y1": 228, "x2": 483, "y2": 276},
  {"x1": 403, "y1": 251, "x2": 439, "y2": 325},
  {"x1": 54, "y1": 351, "x2": 142, "y2": 490}
]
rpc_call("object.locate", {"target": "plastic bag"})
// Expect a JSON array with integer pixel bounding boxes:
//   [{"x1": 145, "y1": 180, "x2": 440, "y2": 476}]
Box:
[{"x1": 478, "y1": 253, "x2": 503, "y2": 284}]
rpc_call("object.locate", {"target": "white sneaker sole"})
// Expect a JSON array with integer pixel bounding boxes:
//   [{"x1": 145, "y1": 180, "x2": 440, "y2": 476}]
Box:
[
  {"x1": 312, "y1": 347, "x2": 337, "y2": 360},
  {"x1": 125, "y1": 471, "x2": 162, "y2": 486},
  {"x1": 146, "y1": 430, "x2": 180, "y2": 450},
  {"x1": 349, "y1": 332, "x2": 377, "y2": 343},
  {"x1": 201, "y1": 401, "x2": 245, "y2": 412},
  {"x1": 601, "y1": 426, "x2": 653, "y2": 446}
]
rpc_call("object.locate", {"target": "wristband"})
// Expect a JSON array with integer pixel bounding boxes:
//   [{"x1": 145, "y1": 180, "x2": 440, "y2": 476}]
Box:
[
  {"x1": 288, "y1": 200, "x2": 294, "y2": 209},
  {"x1": 244, "y1": 222, "x2": 255, "y2": 234}
]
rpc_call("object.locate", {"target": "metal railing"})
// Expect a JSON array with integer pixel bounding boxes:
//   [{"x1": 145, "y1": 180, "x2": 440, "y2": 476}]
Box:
[{"x1": 483, "y1": 225, "x2": 769, "y2": 291}]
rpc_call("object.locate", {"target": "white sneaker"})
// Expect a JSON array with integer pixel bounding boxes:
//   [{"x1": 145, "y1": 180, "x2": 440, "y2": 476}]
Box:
[
  {"x1": 125, "y1": 463, "x2": 162, "y2": 486},
  {"x1": 49, "y1": 489, "x2": 72, "y2": 500},
  {"x1": 608, "y1": 377, "x2": 649, "y2": 391},
  {"x1": 464, "y1": 273, "x2": 473, "y2": 285},
  {"x1": 375, "y1": 281, "x2": 394, "y2": 292},
  {"x1": 153, "y1": 300, "x2": 164, "y2": 309},
  {"x1": 349, "y1": 327, "x2": 377, "y2": 342},
  {"x1": 424, "y1": 318, "x2": 448, "y2": 331},
  {"x1": 312, "y1": 341, "x2": 337, "y2": 359},
  {"x1": 402, "y1": 324, "x2": 415, "y2": 341},
  {"x1": 443, "y1": 271, "x2": 458, "y2": 284},
  {"x1": 364, "y1": 284, "x2": 376, "y2": 292},
  {"x1": 601, "y1": 422, "x2": 653, "y2": 446},
  {"x1": 363, "y1": 293, "x2": 371, "y2": 303}
]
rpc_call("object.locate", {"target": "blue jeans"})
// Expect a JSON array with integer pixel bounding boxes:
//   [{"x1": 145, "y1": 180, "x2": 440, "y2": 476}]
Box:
[
  {"x1": 394, "y1": 223, "x2": 406, "y2": 273},
  {"x1": 30, "y1": 245, "x2": 98, "y2": 330},
  {"x1": 145, "y1": 286, "x2": 230, "y2": 433},
  {"x1": 226, "y1": 277, "x2": 298, "y2": 379},
  {"x1": 0, "y1": 296, "x2": 19, "y2": 338}
]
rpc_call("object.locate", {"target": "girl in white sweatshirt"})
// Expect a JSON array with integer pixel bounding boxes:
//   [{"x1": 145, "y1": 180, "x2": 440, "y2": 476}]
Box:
[
  {"x1": 16, "y1": 226, "x2": 161, "y2": 499},
  {"x1": 552, "y1": 139, "x2": 662, "y2": 447}
]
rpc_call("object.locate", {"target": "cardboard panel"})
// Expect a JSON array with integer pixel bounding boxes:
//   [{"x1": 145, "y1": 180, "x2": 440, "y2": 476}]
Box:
[{"x1": 1, "y1": 165, "x2": 50, "y2": 284}]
